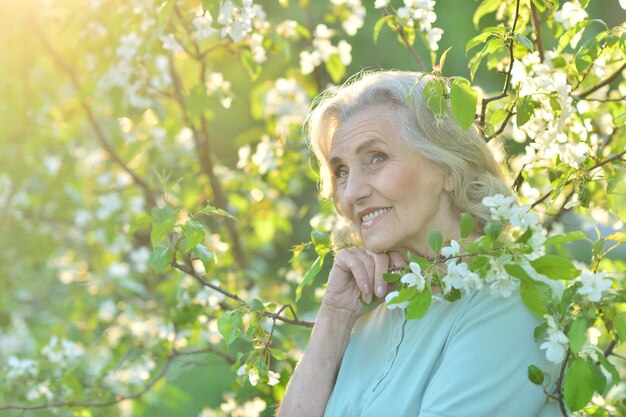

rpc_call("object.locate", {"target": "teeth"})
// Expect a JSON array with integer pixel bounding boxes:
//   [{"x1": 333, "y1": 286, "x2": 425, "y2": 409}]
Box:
[{"x1": 361, "y1": 208, "x2": 390, "y2": 223}]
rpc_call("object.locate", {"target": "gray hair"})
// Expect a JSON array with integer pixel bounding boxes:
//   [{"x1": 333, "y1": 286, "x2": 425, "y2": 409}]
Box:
[{"x1": 304, "y1": 70, "x2": 511, "y2": 230}]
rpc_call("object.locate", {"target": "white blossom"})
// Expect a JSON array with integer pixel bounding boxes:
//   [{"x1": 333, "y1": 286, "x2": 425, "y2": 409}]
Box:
[
  {"x1": 554, "y1": 2, "x2": 588, "y2": 48},
  {"x1": 482, "y1": 194, "x2": 516, "y2": 221},
  {"x1": 577, "y1": 271, "x2": 612, "y2": 302},
  {"x1": 400, "y1": 262, "x2": 426, "y2": 291},
  {"x1": 6, "y1": 356, "x2": 38, "y2": 380},
  {"x1": 160, "y1": 34, "x2": 183, "y2": 54},
  {"x1": 193, "y1": 12, "x2": 215, "y2": 40},
  {"x1": 276, "y1": 20, "x2": 299, "y2": 39},
  {"x1": 26, "y1": 383, "x2": 54, "y2": 401},
  {"x1": 116, "y1": 32, "x2": 141, "y2": 60},
  {"x1": 441, "y1": 240, "x2": 460, "y2": 259},
  {"x1": 442, "y1": 261, "x2": 482, "y2": 296},
  {"x1": 385, "y1": 291, "x2": 409, "y2": 310},
  {"x1": 299, "y1": 50, "x2": 321, "y2": 75},
  {"x1": 331, "y1": 0, "x2": 366, "y2": 36},
  {"x1": 205, "y1": 72, "x2": 233, "y2": 109},
  {"x1": 485, "y1": 256, "x2": 519, "y2": 297},
  {"x1": 374, "y1": 0, "x2": 390, "y2": 8},
  {"x1": 540, "y1": 315, "x2": 569, "y2": 364}
]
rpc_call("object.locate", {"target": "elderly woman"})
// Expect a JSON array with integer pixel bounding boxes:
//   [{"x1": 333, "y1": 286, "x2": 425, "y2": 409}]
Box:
[{"x1": 277, "y1": 71, "x2": 558, "y2": 417}]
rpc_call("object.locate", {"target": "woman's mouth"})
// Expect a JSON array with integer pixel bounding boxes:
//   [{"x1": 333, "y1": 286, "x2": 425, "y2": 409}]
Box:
[{"x1": 360, "y1": 207, "x2": 391, "y2": 229}]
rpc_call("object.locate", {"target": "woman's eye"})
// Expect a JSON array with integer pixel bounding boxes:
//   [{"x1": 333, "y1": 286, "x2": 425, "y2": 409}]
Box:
[
  {"x1": 370, "y1": 153, "x2": 386, "y2": 165},
  {"x1": 335, "y1": 166, "x2": 348, "y2": 179}
]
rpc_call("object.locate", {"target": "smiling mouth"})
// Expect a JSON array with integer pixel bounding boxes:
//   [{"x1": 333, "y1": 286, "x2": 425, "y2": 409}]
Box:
[{"x1": 360, "y1": 207, "x2": 391, "y2": 228}]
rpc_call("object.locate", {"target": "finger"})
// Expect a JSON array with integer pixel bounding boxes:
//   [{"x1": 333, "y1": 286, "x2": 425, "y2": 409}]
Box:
[
  {"x1": 366, "y1": 249, "x2": 389, "y2": 298},
  {"x1": 387, "y1": 250, "x2": 408, "y2": 270},
  {"x1": 348, "y1": 249, "x2": 375, "y2": 303}
]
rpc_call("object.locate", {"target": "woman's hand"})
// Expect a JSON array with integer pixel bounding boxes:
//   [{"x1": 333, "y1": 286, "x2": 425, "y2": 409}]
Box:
[{"x1": 322, "y1": 248, "x2": 406, "y2": 318}]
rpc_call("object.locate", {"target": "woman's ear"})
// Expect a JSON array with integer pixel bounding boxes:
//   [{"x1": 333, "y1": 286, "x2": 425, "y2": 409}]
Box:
[{"x1": 443, "y1": 173, "x2": 454, "y2": 193}]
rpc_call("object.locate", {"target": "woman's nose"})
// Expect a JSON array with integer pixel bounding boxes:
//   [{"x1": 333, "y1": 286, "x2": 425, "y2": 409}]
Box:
[{"x1": 343, "y1": 169, "x2": 371, "y2": 205}]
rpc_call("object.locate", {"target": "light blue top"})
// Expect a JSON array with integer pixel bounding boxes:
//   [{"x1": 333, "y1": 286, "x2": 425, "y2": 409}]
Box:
[{"x1": 323, "y1": 289, "x2": 562, "y2": 417}]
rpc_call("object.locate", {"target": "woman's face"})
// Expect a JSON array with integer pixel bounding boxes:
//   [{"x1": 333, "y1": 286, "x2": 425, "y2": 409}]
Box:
[{"x1": 329, "y1": 104, "x2": 458, "y2": 257}]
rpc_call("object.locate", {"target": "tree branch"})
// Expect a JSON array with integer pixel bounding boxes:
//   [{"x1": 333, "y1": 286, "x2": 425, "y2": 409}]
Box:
[
  {"x1": 0, "y1": 347, "x2": 232, "y2": 411},
  {"x1": 531, "y1": 149, "x2": 626, "y2": 208},
  {"x1": 479, "y1": 0, "x2": 521, "y2": 128},
  {"x1": 530, "y1": 2, "x2": 545, "y2": 62},
  {"x1": 173, "y1": 260, "x2": 315, "y2": 328},
  {"x1": 167, "y1": 57, "x2": 248, "y2": 269},
  {"x1": 382, "y1": 9, "x2": 427, "y2": 72},
  {"x1": 34, "y1": 27, "x2": 157, "y2": 208},
  {"x1": 574, "y1": 63, "x2": 626, "y2": 99}
]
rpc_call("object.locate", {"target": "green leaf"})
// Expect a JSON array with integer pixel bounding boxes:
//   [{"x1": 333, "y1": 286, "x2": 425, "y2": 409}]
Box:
[
  {"x1": 270, "y1": 348, "x2": 288, "y2": 361},
  {"x1": 408, "y1": 253, "x2": 431, "y2": 271},
  {"x1": 596, "y1": 352, "x2": 620, "y2": 385},
  {"x1": 466, "y1": 28, "x2": 503, "y2": 55},
  {"x1": 514, "y1": 33, "x2": 535, "y2": 52},
  {"x1": 473, "y1": 0, "x2": 501, "y2": 29},
  {"x1": 505, "y1": 263, "x2": 533, "y2": 282},
  {"x1": 567, "y1": 318, "x2": 587, "y2": 353},
  {"x1": 406, "y1": 287, "x2": 432, "y2": 320},
  {"x1": 564, "y1": 357, "x2": 595, "y2": 411},
  {"x1": 427, "y1": 231, "x2": 444, "y2": 255},
  {"x1": 460, "y1": 212, "x2": 474, "y2": 239},
  {"x1": 193, "y1": 244, "x2": 215, "y2": 274},
  {"x1": 517, "y1": 96, "x2": 537, "y2": 127},
  {"x1": 438, "y1": 46, "x2": 452, "y2": 72},
  {"x1": 151, "y1": 220, "x2": 176, "y2": 247},
  {"x1": 311, "y1": 230, "x2": 330, "y2": 256},
  {"x1": 373, "y1": 15, "x2": 393, "y2": 44},
  {"x1": 575, "y1": 37, "x2": 602, "y2": 74},
  {"x1": 250, "y1": 298, "x2": 264, "y2": 311},
  {"x1": 608, "y1": 303, "x2": 626, "y2": 342},
  {"x1": 325, "y1": 54, "x2": 345, "y2": 84},
  {"x1": 296, "y1": 255, "x2": 325, "y2": 301},
  {"x1": 450, "y1": 78, "x2": 478, "y2": 131},
  {"x1": 152, "y1": 205, "x2": 177, "y2": 224},
  {"x1": 149, "y1": 243, "x2": 174, "y2": 273},
  {"x1": 424, "y1": 79, "x2": 448, "y2": 118},
  {"x1": 217, "y1": 310, "x2": 242, "y2": 346},
  {"x1": 607, "y1": 176, "x2": 626, "y2": 222},
  {"x1": 241, "y1": 49, "x2": 262, "y2": 81},
  {"x1": 520, "y1": 278, "x2": 552, "y2": 317},
  {"x1": 515, "y1": 226, "x2": 533, "y2": 244},
  {"x1": 383, "y1": 273, "x2": 402, "y2": 283},
  {"x1": 180, "y1": 221, "x2": 206, "y2": 253},
  {"x1": 484, "y1": 222, "x2": 501, "y2": 240},
  {"x1": 592, "y1": 365, "x2": 607, "y2": 394},
  {"x1": 528, "y1": 364, "x2": 545, "y2": 385},
  {"x1": 129, "y1": 214, "x2": 152, "y2": 236},
  {"x1": 545, "y1": 231, "x2": 587, "y2": 246},
  {"x1": 530, "y1": 255, "x2": 580, "y2": 280},
  {"x1": 196, "y1": 204, "x2": 237, "y2": 221},
  {"x1": 557, "y1": 19, "x2": 595, "y2": 52}
]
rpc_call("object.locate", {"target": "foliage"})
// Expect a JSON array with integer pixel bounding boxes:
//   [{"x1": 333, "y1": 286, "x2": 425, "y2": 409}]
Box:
[{"x1": 0, "y1": 0, "x2": 624, "y2": 416}]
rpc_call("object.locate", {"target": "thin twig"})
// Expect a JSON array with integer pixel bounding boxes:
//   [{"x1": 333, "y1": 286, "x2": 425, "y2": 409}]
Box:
[
  {"x1": 382, "y1": 8, "x2": 427, "y2": 72},
  {"x1": 555, "y1": 351, "x2": 571, "y2": 417},
  {"x1": 173, "y1": 261, "x2": 315, "y2": 328},
  {"x1": 0, "y1": 348, "x2": 229, "y2": 411},
  {"x1": 574, "y1": 63, "x2": 626, "y2": 99},
  {"x1": 167, "y1": 57, "x2": 247, "y2": 269},
  {"x1": 530, "y1": 2, "x2": 545, "y2": 62},
  {"x1": 531, "y1": 149, "x2": 626, "y2": 208},
  {"x1": 479, "y1": 0, "x2": 521, "y2": 127},
  {"x1": 34, "y1": 27, "x2": 157, "y2": 208}
]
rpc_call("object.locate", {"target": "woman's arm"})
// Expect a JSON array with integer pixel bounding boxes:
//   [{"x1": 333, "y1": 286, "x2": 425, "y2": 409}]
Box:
[{"x1": 275, "y1": 302, "x2": 357, "y2": 417}]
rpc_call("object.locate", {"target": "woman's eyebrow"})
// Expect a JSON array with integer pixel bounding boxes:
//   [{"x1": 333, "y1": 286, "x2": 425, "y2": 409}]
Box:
[{"x1": 329, "y1": 138, "x2": 387, "y2": 166}]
